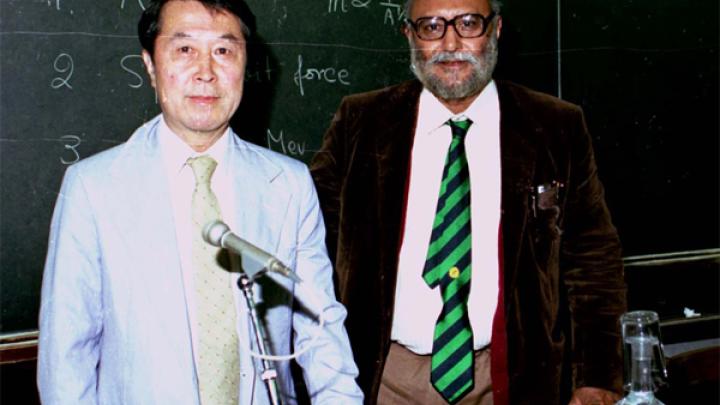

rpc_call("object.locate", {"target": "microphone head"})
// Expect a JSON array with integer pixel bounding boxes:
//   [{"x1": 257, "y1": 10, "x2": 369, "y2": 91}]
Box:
[{"x1": 202, "y1": 220, "x2": 229, "y2": 247}]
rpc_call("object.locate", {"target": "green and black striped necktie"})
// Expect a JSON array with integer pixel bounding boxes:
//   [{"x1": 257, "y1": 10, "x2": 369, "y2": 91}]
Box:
[{"x1": 422, "y1": 118, "x2": 474, "y2": 404}]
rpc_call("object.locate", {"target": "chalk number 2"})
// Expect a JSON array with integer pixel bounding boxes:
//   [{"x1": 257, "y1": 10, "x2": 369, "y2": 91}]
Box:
[{"x1": 51, "y1": 53, "x2": 74, "y2": 90}]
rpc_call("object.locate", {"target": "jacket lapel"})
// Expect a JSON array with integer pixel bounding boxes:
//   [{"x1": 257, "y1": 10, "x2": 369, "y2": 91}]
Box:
[
  {"x1": 107, "y1": 119, "x2": 185, "y2": 292},
  {"x1": 497, "y1": 81, "x2": 537, "y2": 299},
  {"x1": 226, "y1": 134, "x2": 291, "y2": 273},
  {"x1": 373, "y1": 81, "x2": 423, "y2": 310}
]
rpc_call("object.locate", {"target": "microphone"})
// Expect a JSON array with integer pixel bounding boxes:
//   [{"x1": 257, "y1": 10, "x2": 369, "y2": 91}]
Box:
[{"x1": 203, "y1": 220, "x2": 302, "y2": 283}]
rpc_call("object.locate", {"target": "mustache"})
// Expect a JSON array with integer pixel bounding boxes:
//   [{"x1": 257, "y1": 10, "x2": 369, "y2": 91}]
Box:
[{"x1": 428, "y1": 52, "x2": 481, "y2": 64}]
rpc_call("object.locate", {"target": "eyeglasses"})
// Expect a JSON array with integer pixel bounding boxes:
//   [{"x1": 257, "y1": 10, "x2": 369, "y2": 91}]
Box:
[{"x1": 405, "y1": 12, "x2": 497, "y2": 41}]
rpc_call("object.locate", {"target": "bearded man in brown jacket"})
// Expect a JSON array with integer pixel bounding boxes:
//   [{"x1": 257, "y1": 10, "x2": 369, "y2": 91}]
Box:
[{"x1": 310, "y1": 0, "x2": 627, "y2": 404}]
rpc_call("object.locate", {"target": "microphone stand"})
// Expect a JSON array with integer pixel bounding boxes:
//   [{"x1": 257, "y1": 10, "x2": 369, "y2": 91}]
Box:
[{"x1": 237, "y1": 273, "x2": 282, "y2": 405}]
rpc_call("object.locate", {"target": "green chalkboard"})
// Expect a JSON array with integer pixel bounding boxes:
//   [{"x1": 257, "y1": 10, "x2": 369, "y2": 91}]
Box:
[
  {"x1": 1, "y1": 0, "x2": 717, "y2": 334},
  {"x1": 0, "y1": 0, "x2": 415, "y2": 333}
]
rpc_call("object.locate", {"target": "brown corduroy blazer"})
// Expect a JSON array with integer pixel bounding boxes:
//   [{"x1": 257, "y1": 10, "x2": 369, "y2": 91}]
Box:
[{"x1": 310, "y1": 79, "x2": 627, "y2": 405}]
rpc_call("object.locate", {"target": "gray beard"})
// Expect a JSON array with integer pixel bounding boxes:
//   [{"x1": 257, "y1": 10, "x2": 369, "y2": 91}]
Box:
[{"x1": 410, "y1": 33, "x2": 498, "y2": 100}]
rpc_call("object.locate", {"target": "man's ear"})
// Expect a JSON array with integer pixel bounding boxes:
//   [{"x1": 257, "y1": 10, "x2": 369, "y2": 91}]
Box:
[
  {"x1": 141, "y1": 49, "x2": 157, "y2": 89},
  {"x1": 402, "y1": 21, "x2": 413, "y2": 42},
  {"x1": 404, "y1": 26, "x2": 417, "y2": 53},
  {"x1": 495, "y1": 15, "x2": 503, "y2": 40}
]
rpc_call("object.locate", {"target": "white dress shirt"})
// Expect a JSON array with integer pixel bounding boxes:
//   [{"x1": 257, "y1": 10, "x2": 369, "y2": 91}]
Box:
[
  {"x1": 391, "y1": 81, "x2": 502, "y2": 354},
  {"x1": 158, "y1": 117, "x2": 238, "y2": 365}
]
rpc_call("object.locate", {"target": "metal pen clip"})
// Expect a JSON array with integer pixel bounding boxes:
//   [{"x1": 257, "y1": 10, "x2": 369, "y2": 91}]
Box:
[{"x1": 531, "y1": 180, "x2": 565, "y2": 218}]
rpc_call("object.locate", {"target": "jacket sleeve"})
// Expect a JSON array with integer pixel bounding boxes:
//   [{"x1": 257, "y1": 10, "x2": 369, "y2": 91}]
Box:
[
  {"x1": 290, "y1": 165, "x2": 364, "y2": 404},
  {"x1": 560, "y1": 107, "x2": 627, "y2": 393},
  {"x1": 38, "y1": 164, "x2": 102, "y2": 405}
]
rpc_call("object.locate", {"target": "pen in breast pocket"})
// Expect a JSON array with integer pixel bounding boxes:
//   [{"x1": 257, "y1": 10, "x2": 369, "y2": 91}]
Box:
[{"x1": 531, "y1": 181, "x2": 564, "y2": 218}]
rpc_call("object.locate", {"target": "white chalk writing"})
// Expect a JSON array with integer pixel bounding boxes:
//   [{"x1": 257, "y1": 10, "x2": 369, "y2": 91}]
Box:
[
  {"x1": 120, "y1": 0, "x2": 146, "y2": 10},
  {"x1": 245, "y1": 56, "x2": 274, "y2": 83},
  {"x1": 120, "y1": 54, "x2": 145, "y2": 89},
  {"x1": 267, "y1": 129, "x2": 306, "y2": 157},
  {"x1": 329, "y1": 0, "x2": 373, "y2": 13},
  {"x1": 380, "y1": 1, "x2": 405, "y2": 25},
  {"x1": 59, "y1": 135, "x2": 81, "y2": 165},
  {"x1": 328, "y1": 0, "x2": 347, "y2": 13},
  {"x1": 293, "y1": 54, "x2": 350, "y2": 96},
  {"x1": 328, "y1": 0, "x2": 404, "y2": 25},
  {"x1": 51, "y1": 53, "x2": 74, "y2": 90}
]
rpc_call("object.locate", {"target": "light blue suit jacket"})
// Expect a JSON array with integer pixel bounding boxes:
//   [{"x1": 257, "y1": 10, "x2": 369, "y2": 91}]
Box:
[{"x1": 38, "y1": 116, "x2": 363, "y2": 404}]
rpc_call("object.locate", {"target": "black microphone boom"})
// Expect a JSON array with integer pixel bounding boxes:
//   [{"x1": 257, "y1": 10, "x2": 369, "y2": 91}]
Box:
[{"x1": 203, "y1": 220, "x2": 302, "y2": 283}]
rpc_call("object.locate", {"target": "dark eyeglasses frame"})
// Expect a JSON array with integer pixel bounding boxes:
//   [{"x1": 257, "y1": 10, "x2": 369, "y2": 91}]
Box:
[{"x1": 404, "y1": 12, "x2": 497, "y2": 41}]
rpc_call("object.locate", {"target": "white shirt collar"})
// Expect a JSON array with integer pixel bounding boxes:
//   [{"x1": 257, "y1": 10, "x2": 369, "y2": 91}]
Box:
[
  {"x1": 416, "y1": 79, "x2": 499, "y2": 136},
  {"x1": 157, "y1": 115, "x2": 231, "y2": 176}
]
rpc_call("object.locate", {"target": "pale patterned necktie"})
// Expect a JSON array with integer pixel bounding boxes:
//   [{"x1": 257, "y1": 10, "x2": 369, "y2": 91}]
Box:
[{"x1": 187, "y1": 155, "x2": 240, "y2": 405}]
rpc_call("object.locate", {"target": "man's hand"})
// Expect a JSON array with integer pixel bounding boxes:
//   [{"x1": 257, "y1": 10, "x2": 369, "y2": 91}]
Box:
[{"x1": 568, "y1": 386, "x2": 621, "y2": 405}]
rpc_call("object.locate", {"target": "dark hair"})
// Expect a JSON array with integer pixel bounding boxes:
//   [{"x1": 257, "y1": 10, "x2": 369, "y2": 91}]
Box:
[{"x1": 138, "y1": 0, "x2": 256, "y2": 56}]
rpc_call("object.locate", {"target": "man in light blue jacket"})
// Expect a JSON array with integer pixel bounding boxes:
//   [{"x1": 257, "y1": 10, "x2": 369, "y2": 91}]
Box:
[{"x1": 37, "y1": 0, "x2": 363, "y2": 403}]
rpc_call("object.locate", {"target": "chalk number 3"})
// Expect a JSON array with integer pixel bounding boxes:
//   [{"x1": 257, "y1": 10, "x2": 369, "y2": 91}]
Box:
[{"x1": 60, "y1": 135, "x2": 81, "y2": 165}]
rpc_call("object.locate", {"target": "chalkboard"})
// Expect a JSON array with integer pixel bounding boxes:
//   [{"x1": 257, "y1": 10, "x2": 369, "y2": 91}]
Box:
[
  {"x1": 559, "y1": 0, "x2": 719, "y2": 256},
  {"x1": 0, "y1": 0, "x2": 415, "y2": 333},
  {"x1": 1, "y1": 0, "x2": 717, "y2": 334}
]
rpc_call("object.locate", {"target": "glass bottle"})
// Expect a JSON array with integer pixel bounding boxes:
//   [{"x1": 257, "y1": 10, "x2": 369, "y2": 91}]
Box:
[{"x1": 616, "y1": 311, "x2": 667, "y2": 405}]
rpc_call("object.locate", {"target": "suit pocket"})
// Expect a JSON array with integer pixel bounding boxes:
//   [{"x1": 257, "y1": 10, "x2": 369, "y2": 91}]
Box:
[
  {"x1": 527, "y1": 191, "x2": 563, "y2": 322},
  {"x1": 529, "y1": 204, "x2": 561, "y2": 264}
]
